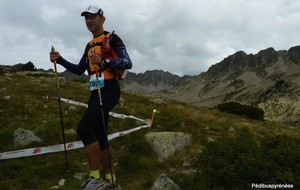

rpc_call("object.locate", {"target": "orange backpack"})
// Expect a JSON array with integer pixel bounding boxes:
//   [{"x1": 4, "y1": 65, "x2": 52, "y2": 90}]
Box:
[{"x1": 86, "y1": 31, "x2": 127, "y2": 80}]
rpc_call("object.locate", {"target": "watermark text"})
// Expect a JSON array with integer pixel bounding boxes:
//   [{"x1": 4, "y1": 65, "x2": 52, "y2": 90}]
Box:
[{"x1": 251, "y1": 183, "x2": 294, "y2": 189}]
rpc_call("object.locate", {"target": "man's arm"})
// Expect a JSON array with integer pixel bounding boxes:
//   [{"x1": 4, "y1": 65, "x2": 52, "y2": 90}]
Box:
[
  {"x1": 109, "y1": 33, "x2": 132, "y2": 70},
  {"x1": 109, "y1": 47, "x2": 132, "y2": 69},
  {"x1": 59, "y1": 55, "x2": 87, "y2": 75}
]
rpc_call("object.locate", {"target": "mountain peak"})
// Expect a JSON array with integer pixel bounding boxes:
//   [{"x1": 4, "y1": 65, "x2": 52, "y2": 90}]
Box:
[{"x1": 122, "y1": 46, "x2": 300, "y2": 126}]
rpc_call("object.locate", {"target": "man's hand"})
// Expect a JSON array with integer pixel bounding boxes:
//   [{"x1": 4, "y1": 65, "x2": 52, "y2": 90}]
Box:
[
  {"x1": 49, "y1": 51, "x2": 62, "y2": 63},
  {"x1": 89, "y1": 53, "x2": 108, "y2": 67}
]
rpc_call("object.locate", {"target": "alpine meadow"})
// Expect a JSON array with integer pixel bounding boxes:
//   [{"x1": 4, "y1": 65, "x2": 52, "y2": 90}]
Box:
[{"x1": 0, "y1": 64, "x2": 299, "y2": 189}]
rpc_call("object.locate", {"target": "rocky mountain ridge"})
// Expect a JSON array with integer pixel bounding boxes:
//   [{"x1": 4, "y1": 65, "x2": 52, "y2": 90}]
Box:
[
  {"x1": 1, "y1": 46, "x2": 299, "y2": 125},
  {"x1": 121, "y1": 46, "x2": 300, "y2": 126}
]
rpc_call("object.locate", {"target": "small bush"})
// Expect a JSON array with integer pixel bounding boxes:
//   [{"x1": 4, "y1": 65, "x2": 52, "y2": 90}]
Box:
[
  {"x1": 21, "y1": 61, "x2": 36, "y2": 71},
  {"x1": 198, "y1": 129, "x2": 300, "y2": 189},
  {"x1": 0, "y1": 68, "x2": 5, "y2": 75},
  {"x1": 216, "y1": 102, "x2": 264, "y2": 120},
  {"x1": 171, "y1": 172, "x2": 207, "y2": 190}
]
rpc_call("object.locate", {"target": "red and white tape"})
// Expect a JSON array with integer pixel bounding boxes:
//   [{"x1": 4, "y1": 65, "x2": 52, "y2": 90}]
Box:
[
  {"x1": 45, "y1": 96, "x2": 150, "y2": 124},
  {"x1": 0, "y1": 97, "x2": 156, "y2": 160},
  {"x1": 0, "y1": 124, "x2": 151, "y2": 160}
]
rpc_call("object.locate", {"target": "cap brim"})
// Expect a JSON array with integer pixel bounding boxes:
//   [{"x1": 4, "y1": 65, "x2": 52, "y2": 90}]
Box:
[{"x1": 81, "y1": 11, "x2": 98, "y2": 16}]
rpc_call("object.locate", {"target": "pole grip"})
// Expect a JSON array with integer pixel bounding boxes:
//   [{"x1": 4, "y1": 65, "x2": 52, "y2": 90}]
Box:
[{"x1": 51, "y1": 46, "x2": 57, "y2": 72}]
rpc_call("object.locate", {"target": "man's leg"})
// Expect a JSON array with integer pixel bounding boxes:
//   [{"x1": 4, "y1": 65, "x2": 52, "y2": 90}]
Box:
[
  {"x1": 86, "y1": 142, "x2": 116, "y2": 184},
  {"x1": 85, "y1": 141, "x2": 102, "y2": 179},
  {"x1": 100, "y1": 148, "x2": 114, "y2": 173},
  {"x1": 101, "y1": 148, "x2": 117, "y2": 186},
  {"x1": 79, "y1": 141, "x2": 106, "y2": 189}
]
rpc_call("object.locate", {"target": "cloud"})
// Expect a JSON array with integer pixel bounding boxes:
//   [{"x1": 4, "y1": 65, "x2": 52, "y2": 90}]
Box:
[
  {"x1": 0, "y1": 0, "x2": 300, "y2": 76},
  {"x1": 40, "y1": 6, "x2": 66, "y2": 24}
]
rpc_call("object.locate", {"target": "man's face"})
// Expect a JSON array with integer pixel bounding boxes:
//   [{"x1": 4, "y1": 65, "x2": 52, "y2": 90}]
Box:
[{"x1": 84, "y1": 13, "x2": 105, "y2": 33}]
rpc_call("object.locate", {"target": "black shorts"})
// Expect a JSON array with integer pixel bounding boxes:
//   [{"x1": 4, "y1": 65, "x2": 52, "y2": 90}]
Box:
[{"x1": 77, "y1": 79, "x2": 120, "y2": 150}]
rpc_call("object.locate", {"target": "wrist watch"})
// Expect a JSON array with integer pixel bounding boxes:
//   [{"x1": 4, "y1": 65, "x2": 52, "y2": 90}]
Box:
[{"x1": 101, "y1": 58, "x2": 110, "y2": 67}]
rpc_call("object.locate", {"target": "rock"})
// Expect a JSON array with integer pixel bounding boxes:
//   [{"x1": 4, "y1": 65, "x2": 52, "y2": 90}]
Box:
[
  {"x1": 180, "y1": 169, "x2": 198, "y2": 175},
  {"x1": 151, "y1": 98, "x2": 165, "y2": 105},
  {"x1": 145, "y1": 132, "x2": 192, "y2": 161},
  {"x1": 13, "y1": 128, "x2": 42, "y2": 147},
  {"x1": 2, "y1": 96, "x2": 10, "y2": 100},
  {"x1": 119, "y1": 96, "x2": 125, "y2": 105},
  {"x1": 68, "y1": 106, "x2": 77, "y2": 111},
  {"x1": 204, "y1": 127, "x2": 210, "y2": 131},
  {"x1": 207, "y1": 137, "x2": 215, "y2": 143},
  {"x1": 182, "y1": 159, "x2": 194, "y2": 167},
  {"x1": 58, "y1": 179, "x2": 65, "y2": 187},
  {"x1": 151, "y1": 173, "x2": 181, "y2": 190},
  {"x1": 0, "y1": 87, "x2": 6, "y2": 93},
  {"x1": 74, "y1": 172, "x2": 87, "y2": 180},
  {"x1": 65, "y1": 129, "x2": 77, "y2": 136},
  {"x1": 228, "y1": 127, "x2": 236, "y2": 132}
]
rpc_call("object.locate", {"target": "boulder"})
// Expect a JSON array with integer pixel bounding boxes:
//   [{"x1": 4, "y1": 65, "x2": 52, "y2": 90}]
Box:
[
  {"x1": 151, "y1": 173, "x2": 181, "y2": 190},
  {"x1": 145, "y1": 132, "x2": 192, "y2": 161},
  {"x1": 13, "y1": 128, "x2": 41, "y2": 147},
  {"x1": 2, "y1": 96, "x2": 10, "y2": 100},
  {"x1": 64, "y1": 129, "x2": 77, "y2": 136}
]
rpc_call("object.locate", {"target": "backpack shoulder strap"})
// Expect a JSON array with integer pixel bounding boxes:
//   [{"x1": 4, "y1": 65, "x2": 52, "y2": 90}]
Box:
[
  {"x1": 84, "y1": 43, "x2": 93, "y2": 75},
  {"x1": 84, "y1": 42, "x2": 90, "y2": 56}
]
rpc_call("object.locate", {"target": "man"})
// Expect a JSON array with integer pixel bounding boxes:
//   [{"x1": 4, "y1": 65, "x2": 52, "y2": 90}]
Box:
[{"x1": 50, "y1": 5, "x2": 132, "y2": 190}]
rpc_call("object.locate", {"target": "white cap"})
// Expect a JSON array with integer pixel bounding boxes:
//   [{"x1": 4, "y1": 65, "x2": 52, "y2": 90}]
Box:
[{"x1": 81, "y1": 5, "x2": 104, "y2": 16}]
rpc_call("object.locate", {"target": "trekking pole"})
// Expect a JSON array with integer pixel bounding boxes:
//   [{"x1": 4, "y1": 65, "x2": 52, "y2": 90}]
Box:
[
  {"x1": 51, "y1": 46, "x2": 69, "y2": 170},
  {"x1": 93, "y1": 50, "x2": 115, "y2": 189}
]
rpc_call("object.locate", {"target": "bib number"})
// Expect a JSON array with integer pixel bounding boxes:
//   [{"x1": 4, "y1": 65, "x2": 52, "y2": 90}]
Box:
[{"x1": 89, "y1": 73, "x2": 104, "y2": 91}]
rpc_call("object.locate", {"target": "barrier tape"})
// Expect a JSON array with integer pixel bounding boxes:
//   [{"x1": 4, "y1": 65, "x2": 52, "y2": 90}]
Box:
[
  {"x1": 0, "y1": 124, "x2": 151, "y2": 160},
  {"x1": 0, "y1": 97, "x2": 157, "y2": 160},
  {"x1": 43, "y1": 96, "x2": 150, "y2": 124}
]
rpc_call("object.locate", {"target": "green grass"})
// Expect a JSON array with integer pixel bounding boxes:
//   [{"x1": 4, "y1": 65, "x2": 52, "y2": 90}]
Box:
[{"x1": 0, "y1": 70, "x2": 299, "y2": 189}]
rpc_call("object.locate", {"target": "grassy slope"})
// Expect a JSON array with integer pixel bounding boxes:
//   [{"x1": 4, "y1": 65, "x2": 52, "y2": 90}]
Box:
[{"x1": 0, "y1": 71, "x2": 299, "y2": 189}]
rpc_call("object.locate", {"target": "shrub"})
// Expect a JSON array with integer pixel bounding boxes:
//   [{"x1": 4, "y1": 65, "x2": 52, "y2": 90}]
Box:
[
  {"x1": 0, "y1": 67, "x2": 4, "y2": 75},
  {"x1": 216, "y1": 102, "x2": 264, "y2": 120},
  {"x1": 21, "y1": 61, "x2": 36, "y2": 71},
  {"x1": 171, "y1": 172, "x2": 207, "y2": 190},
  {"x1": 260, "y1": 135, "x2": 300, "y2": 184},
  {"x1": 198, "y1": 129, "x2": 300, "y2": 189}
]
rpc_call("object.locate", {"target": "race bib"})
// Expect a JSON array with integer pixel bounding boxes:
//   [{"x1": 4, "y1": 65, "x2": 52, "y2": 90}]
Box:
[{"x1": 89, "y1": 73, "x2": 105, "y2": 91}]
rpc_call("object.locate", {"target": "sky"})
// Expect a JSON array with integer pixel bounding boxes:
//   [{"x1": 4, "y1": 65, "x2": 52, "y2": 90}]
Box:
[{"x1": 0, "y1": 0, "x2": 300, "y2": 76}]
